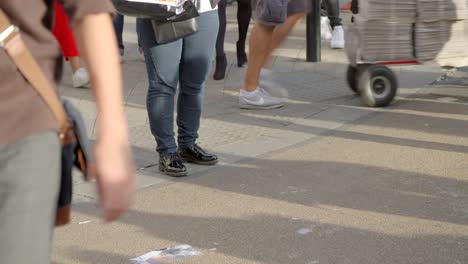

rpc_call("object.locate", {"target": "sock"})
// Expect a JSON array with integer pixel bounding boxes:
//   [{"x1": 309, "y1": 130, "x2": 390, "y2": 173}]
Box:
[{"x1": 240, "y1": 88, "x2": 260, "y2": 98}]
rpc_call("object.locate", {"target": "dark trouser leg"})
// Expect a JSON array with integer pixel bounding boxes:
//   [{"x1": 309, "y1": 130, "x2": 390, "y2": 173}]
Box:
[
  {"x1": 113, "y1": 13, "x2": 125, "y2": 52},
  {"x1": 216, "y1": 0, "x2": 227, "y2": 57},
  {"x1": 237, "y1": 0, "x2": 252, "y2": 45},
  {"x1": 236, "y1": 0, "x2": 252, "y2": 67},
  {"x1": 214, "y1": 0, "x2": 228, "y2": 79},
  {"x1": 323, "y1": 0, "x2": 342, "y2": 28}
]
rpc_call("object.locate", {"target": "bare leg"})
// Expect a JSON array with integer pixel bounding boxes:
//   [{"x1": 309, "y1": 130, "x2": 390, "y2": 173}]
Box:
[
  {"x1": 244, "y1": 13, "x2": 305, "y2": 91},
  {"x1": 264, "y1": 12, "x2": 305, "y2": 68},
  {"x1": 243, "y1": 23, "x2": 275, "y2": 91},
  {"x1": 68, "y1": 56, "x2": 82, "y2": 73}
]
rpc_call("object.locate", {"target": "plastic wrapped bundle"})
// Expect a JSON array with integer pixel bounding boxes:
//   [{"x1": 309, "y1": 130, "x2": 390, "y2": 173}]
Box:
[
  {"x1": 346, "y1": 16, "x2": 415, "y2": 62},
  {"x1": 358, "y1": 0, "x2": 417, "y2": 21},
  {"x1": 416, "y1": 20, "x2": 468, "y2": 66},
  {"x1": 418, "y1": 0, "x2": 468, "y2": 21},
  {"x1": 415, "y1": 0, "x2": 468, "y2": 66}
]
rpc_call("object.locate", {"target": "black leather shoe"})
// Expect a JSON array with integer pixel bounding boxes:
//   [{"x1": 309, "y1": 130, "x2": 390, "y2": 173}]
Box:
[
  {"x1": 236, "y1": 41, "x2": 248, "y2": 68},
  {"x1": 178, "y1": 144, "x2": 218, "y2": 166},
  {"x1": 159, "y1": 153, "x2": 188, "y2": 177},
  {"x1": 213, "y1": 54, "x2": 227, "y2": 80}
]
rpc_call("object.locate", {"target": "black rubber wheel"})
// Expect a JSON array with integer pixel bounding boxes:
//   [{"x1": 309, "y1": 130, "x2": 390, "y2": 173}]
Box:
[
  {"x1": 346, "y1": 65, "x2": 359, "y2": 94},
  {"x1": 347, "y1": 64, "x2": 371, "y2": 94},
  {"x1": 357, "y1": 64, "x2": 398, "y2": 107}
]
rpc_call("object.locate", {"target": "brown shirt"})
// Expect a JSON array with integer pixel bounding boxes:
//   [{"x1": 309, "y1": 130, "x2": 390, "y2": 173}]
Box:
[{"x1": 0, "y1": 0, "x2": 114, "y2": 144}]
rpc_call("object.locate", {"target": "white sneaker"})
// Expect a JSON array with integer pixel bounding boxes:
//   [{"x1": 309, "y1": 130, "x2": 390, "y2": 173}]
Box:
[
  {"x1": 72, "y1": 68, "x2": 90, "y2": 88},
  {"x1": 239, "y1": 88, "x2": 284, "y2": 109},
  {"x1": 330, "y1": 26, "x2": 345, "y2": 49},
  {"x1": 321, "y1": 17, "x2": 332, "y2": 41}
]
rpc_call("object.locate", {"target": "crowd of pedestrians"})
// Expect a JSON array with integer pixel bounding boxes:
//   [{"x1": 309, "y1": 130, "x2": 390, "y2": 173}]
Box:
[{"x1": 0, "y1": 0, "x2": 346, "y2": 262}]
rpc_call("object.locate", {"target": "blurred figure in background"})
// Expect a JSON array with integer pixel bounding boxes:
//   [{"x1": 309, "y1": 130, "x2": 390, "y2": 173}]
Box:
[
  {"x1": 321, "y1": 0, "x2": 345, "y2": 49},
  {"x1": 113, "y1": 13, "x2": 144, "y2": 60},
  {"x1": 213, "y1": 0, "x2": 252, "y2": 80},
  {"x1": 52, "y1": 0, "x2": 90, "y2": 88},
  {"x1": 235, "y1": 0, "x2": 252, "y2": 68}
]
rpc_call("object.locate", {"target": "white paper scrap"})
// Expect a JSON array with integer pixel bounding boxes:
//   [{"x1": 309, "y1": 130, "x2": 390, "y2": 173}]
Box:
[{"x1": 130, "y1": 245, "x2": 202, "y2": 264}]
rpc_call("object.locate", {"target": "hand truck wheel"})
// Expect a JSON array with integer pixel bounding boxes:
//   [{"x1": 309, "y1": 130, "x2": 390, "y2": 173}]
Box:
[
  {"x1": 346, "y1": 64, "x2": 371, "y2": 95},
  {"x1": 346, "y1": 65, "x2": 359, "y2": 94},
  {"x1": 357, "y1": 64, "x2": 398, "y2": 107}
]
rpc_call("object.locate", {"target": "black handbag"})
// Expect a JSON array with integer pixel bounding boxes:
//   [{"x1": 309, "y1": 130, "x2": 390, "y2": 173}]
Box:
[
  {"x1": 112, "y1": 0, "x2": 201, "y2": 44},
  {"x1": 151, "y1": 18, "x2": 197, "y2": 44}
]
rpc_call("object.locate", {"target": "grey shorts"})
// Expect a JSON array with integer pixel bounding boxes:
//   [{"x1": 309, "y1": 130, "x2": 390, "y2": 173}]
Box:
[{"x1": 253, "y1": 0, "x2": 311, "y2": 25}]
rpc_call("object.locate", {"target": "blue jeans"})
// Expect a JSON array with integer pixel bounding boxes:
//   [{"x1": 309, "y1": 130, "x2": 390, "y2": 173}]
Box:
[
  {"x1": 137, "y1": 11, "x2": 219, "y2": 156},
  {"x1": 114, "y1": 14, "x2": 141, "y2": 52}
]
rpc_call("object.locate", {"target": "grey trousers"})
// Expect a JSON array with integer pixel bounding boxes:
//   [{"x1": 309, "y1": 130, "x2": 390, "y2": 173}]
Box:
[{"x1": 0, "y1": 132, "x2": 61, "y2": 263}]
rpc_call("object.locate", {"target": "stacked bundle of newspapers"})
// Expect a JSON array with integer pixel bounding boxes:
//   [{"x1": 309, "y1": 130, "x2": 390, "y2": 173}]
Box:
[
  {"x1": 418, "y1": 0, "x2": 468, "y2": 20},
  {"x1": 415, "y1": 0, "x2": 468, "y2": 66},
  {"x1": 358, "y1": 0, "x2": 417, "y2": 20},
  {"x1": 347, "y1": 0, "x2": 468, "y2": 66},
  {"x1": 346, "y1": 0, "x2": 417, "y2": 62}
]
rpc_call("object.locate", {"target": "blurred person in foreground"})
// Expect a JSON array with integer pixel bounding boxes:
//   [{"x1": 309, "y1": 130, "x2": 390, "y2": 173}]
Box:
[{"x1": 0, "y1": 1, "x2": 135, "y2": 263}]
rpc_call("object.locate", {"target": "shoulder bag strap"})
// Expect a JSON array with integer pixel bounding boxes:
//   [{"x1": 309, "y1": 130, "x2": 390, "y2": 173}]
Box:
[{"x1": 0, "y1": 9, "x2": 69, "y2": 136}]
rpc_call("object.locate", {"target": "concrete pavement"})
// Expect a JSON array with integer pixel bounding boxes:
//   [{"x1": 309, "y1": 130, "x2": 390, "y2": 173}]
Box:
[{"x1": 52, "y1": 5, "x2": 468, "y2": 264}]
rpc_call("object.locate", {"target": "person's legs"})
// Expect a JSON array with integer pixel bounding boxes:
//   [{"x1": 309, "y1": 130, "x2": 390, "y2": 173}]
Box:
[
  {"x1": 323, "y1": 0, "x2": 342, "y2": 29},
  {"x1": 323, "y1": 0, "x2": 345, "y2": 49},
  {"x1": 177, "y1": 10, "x2": 219, "y2": 165},
  {"x1": 243, "y1": 23, "x2": 275, "y2": 91},
  {"x1": 0, "y1": 132, "x2": 60, "y2": 263},
  {"x1": 214, "y1": 0, "x2": 228, "y2": 80},
  {"x1": 236, "y1": 0, "x2": 252, "y2": 67},
  {"x1": 137, "y1": 19, "x2": 182, "y2": 156},
  {"x1": 67, "y1": 56, "x2": 90, "y2": 88},
  {"x1": 215, "y1": 0, "x2": 227, "y2": 58},
  {"x1": 320, "y1": 1, "x2": 333, "y2": 41},
  {"x1": 68, "y1": 56, "x2": 82, "y2": 72},
  {"x1": 52, "y1": 0, "x2": 80, "y2": 60},
  {"x1": 52, "y1": 0, "x2": 90, "y2": 87},
  {"x1": 244, "y1": 12, "x2": 304, "y2": 90},
  {"x1": 178, "y1": 10, "x2": 219, "y2": 149},
  {"x1": 113, "y1": 13, "x2": 125, "y2": 55},
  {"x1": 138, "y1": 18, "x2": 188, "y2": 176},
  {"x1": 263, "y1": 12, "x2": 305, "y2": 68},
  {"x1": 240, "y1": 0, "x2": 308, "y2": 109}
]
